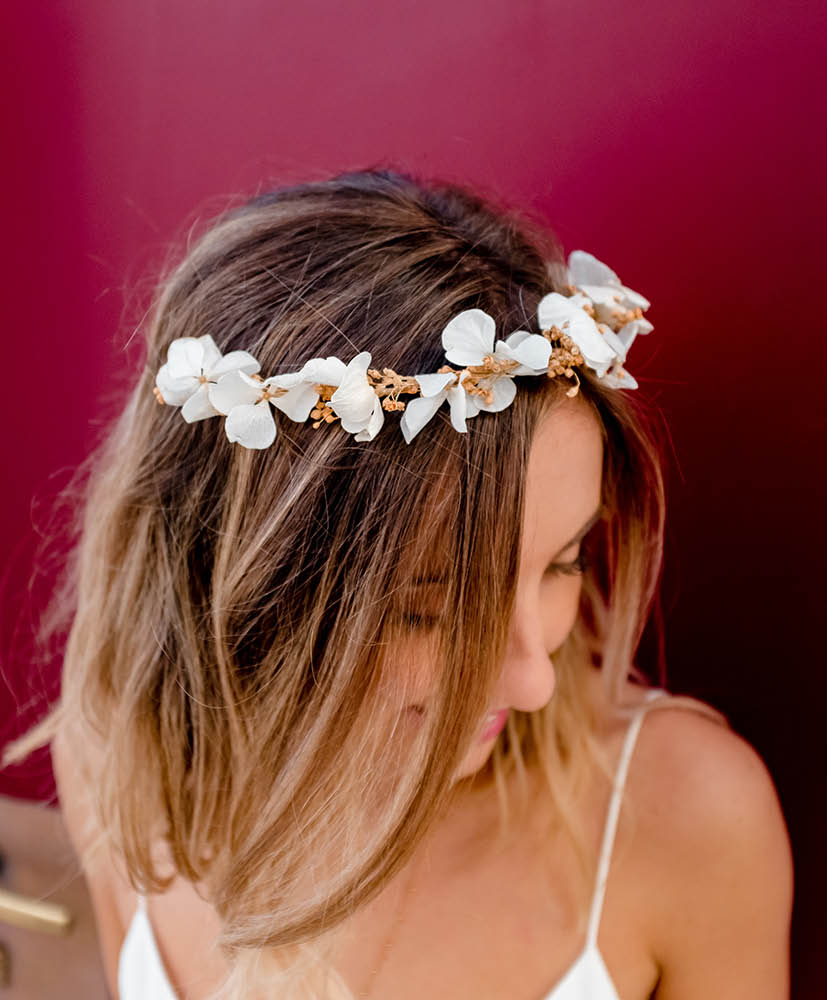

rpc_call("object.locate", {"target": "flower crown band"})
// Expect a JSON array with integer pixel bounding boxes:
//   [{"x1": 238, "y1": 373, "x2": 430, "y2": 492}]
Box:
[{"x1": 152, "y1": 250, "x2": 653, "y2": 449}]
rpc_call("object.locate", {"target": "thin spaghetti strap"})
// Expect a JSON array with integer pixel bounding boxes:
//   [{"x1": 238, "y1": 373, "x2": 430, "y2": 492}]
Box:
[
  {"x1": 135, "y1": 889, "x2": 147, "y2": 914},
  {"x1": 585, "y1": 689, "x2": 663, "y2": 947}
]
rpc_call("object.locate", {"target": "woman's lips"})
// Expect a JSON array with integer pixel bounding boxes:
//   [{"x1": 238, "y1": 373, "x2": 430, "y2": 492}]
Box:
[{"x1": 479, "y1": 708, "x2": 509, "y2": 742}]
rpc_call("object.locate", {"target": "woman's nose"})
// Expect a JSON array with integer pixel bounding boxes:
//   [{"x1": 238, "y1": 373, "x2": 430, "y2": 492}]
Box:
[{"x1": 496, "y1": 611, "x2": 556, "y2": 714}]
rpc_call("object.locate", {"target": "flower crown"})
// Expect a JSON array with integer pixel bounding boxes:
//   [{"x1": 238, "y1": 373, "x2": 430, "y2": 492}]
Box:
[{"x1": 152, "y1": 250, "x2": 652, "y2": 449}]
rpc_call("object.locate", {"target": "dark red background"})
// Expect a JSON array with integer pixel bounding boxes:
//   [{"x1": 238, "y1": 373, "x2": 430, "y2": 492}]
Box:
[{"x1": 2, "y1": 2, "x2": 824, "y2": 994}]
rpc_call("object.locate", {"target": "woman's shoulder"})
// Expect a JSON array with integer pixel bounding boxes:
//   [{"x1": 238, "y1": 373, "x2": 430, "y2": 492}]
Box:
[
  {"x1": 52, "y1": 718, "x2": 228, "y2": 996},
  {"x1": 592, "y1": 674, "x2": 789, "y2": 867},
  {"x1": 600, "y1": 678, "x2": 793, "y2": 993},
  {"x1": 52, "y1": 717, "x2": 132, "y2": 997},
  {"x1": 615, "y1": 683, "x2": 785, "y2": 845},
  {"x1": 587, "y1": 670, "x2": 774, "y2": 800}
]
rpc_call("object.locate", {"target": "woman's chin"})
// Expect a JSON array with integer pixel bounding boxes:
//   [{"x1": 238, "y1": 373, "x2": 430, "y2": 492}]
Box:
[{"x1": 451, "y1": 740, "x2": 498, "y2": 783}]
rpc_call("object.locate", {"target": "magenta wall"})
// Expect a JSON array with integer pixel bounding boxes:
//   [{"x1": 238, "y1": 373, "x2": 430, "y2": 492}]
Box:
[{"x1": 2, "y1": 2, "x2": 824, "y2": 993}]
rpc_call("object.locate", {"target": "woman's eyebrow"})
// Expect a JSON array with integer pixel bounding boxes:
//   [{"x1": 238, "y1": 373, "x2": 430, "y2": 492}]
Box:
[{"x1": 551, "y1": 504, "x2": 605, "y2": 559}]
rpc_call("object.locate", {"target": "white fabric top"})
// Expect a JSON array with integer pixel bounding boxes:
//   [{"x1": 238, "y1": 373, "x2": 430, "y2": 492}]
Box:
[
  {"x1": 118, "y1": 689, "x2": 664, "y2": 999},
  {"x1": 118, "y1": 890, "x2": 178, "y2": 1000},
  {"x1": 541, "y1": 688, "x2": 663, "y2": 999}
]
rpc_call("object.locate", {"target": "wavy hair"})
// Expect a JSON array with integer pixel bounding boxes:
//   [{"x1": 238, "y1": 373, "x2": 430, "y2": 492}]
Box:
[{"x1": 4, "y1": 168, "x2": 725, "y2": 998}]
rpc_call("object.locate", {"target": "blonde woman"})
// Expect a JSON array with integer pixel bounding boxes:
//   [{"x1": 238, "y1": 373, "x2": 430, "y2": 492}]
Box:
[{"x1": 5, "y1": 169, "x2": 792, "y2": 998}]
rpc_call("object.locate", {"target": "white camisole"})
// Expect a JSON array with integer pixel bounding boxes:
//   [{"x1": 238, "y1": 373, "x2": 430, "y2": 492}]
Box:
[{"x1": 118, "y1": 690, "x2": 664, "y2": 999}]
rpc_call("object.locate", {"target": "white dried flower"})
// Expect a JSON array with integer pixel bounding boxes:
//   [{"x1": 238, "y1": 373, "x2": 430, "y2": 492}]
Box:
[{"x1": 154, "y1": 335, "x2": 260, "y2": 422}]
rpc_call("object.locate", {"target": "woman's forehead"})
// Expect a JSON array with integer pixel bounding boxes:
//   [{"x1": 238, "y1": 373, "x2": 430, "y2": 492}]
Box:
[
  {"x1": 522, "y1": 398, "x2": 604, "y2": 557},
  {"x1": 397, "y1": 396, "x2": 603, "y2": 587}
]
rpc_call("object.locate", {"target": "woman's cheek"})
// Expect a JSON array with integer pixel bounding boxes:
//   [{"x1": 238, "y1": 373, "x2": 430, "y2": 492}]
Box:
[
  {"x1": 381, "y1": 631, "x2": 438, "y2": 710},
  {"x1": 543, "y1": 577, "x2": 584, "y2": 651}
]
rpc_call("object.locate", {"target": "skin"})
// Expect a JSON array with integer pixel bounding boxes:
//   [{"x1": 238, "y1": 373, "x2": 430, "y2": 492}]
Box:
[
  {"x1": 395, "y1": 392, "x2": 605, "y2": 784},
  {"x1": 53, "y1": 395, "x2": 793, "y2": 999}
]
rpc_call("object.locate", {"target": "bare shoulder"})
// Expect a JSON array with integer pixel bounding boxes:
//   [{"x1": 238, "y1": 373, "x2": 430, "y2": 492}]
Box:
[
  {"x1": 51, "y1": 718, "x2": 131, "y2": 998},
  {"x1": 630, "y1": 696, "x2": 790, "y2": 859},
  {"x1": 51, "y1": 717, "x2": 139, "y2": 902},
  {"x1": 52, "y1": 718, "x2": 111, "y2": 870},
  {"x1": 52, "y1": 718, "x2": 230, "y2": 998},
  {"x1": 618, "y1": 686, "x2": 794, "y2": 997}
]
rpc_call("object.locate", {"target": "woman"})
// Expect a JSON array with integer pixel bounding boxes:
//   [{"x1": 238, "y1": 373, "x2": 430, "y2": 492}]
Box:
[{"x1": 5, "y1": 169, "x2": 792, "y2": 998}]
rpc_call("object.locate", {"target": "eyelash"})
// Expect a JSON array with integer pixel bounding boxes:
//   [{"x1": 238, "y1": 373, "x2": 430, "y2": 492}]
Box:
[
  {"x1": 547, "y1": 549, "x2": 591, "y2": 577},
  {"x1": 393, "y1": 552, "x2": 591, "y2": 630}
]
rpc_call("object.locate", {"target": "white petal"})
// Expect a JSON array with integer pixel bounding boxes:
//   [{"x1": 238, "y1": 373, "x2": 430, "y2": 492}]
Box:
[
  {"x1": 576, "y1": 284, "x2": 623, "y2": 308},
  {"x1": 330, "y1": 352, "x2": 377, "y2": 431},
  {"x1": 601, "y1": 365, "x2": 639, "y2": 390},
  {"x1": 182, "y1": 384, "x2": 220, "y2": 422},
  {"x1": 445, "y1": 383, "x2": 470, "y2": 433},
  {"x1": 452, "y1": 372, "x2": 481, "y2": 421},
  {"x1": 271, "y1": 380, "x2": 320, "y2": 422},
  {"x1": 562, "y1": 312, "x2": 618, "y2": 377},
  {"x1": 400, "y1": 392, "x2": 446, "y2": 443},
  {"x1": 614, "y1": 321, "x2": 635, "y2": 353},
  {"x1": 208, "y1": 370, "x2": 262, "y2": 414},
  {"x1": 567, "y1": 250, "x2": 621, "y2": 290},
  {"x1": 498, "y1": 331, "x2": 552, "y2": 373},
  {"x1": 208, "y1": 350, "x2": 261, "y2": 379},
  {"x1": 299, "y1": 356, "x2": 348, "y2": 386},
  {"x1": 474, "y1": 375, "x2": 517, "y2": 412},
  {"x1": 616, "y1": 326, "x2": 638, "y2": 356},
  {"x1": 597, "y1": 325, "x2": 628, "y2": 362},
  {"x1": 354, "y1": 396, "x2": 385, "y2": 441},
  {"x1": 537, "y1": 292, "x2": 580, "y2": 330},
  {"x1": 442, "y1": 309, "x2": 496, "y2": 367},
  {"x1": 616, "y1": 317, "x2": 653, "y2": 355},
  {"x1": 267, "y1": 370, "x2": 306, "y2": 389},
  {"x1": 224, "y1": 402, "x2": 277, "y2": 449},
  {"x1": 504, "y1": 330, "x2": 531, "y2": 348},
  {"x1": 197, "y1": 335, "x2": 223, "y2": 372},
  {"x1": 579, "y1": 287, "x2": 650, "y2": 329},
  {"x1": 567, "y1": 291, "x2": 594, "y2": 311},
  {"x1": 166, "y1": 338, "x2": 205, "y2": 379},
  {"x1": 620, "y1": 284, "x2": 651, "y2": 311},
  {"x1": 567, "y1": 250, "x2": 651, "y2": 315},
  {"x1": 538, "y1": 291, "x2": 619, "y2": 375},
  {"x1": 155, "y1": 363, "x2": 198, "y2": 406},
  {"x1": 414, "y1": 371, "x2": 456, "y2": 397}
]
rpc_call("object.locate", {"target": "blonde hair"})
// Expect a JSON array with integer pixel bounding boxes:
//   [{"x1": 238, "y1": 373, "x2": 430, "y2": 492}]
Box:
[{"x1": 4, "y1": 168, "x2": 726, "y2": 998}]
